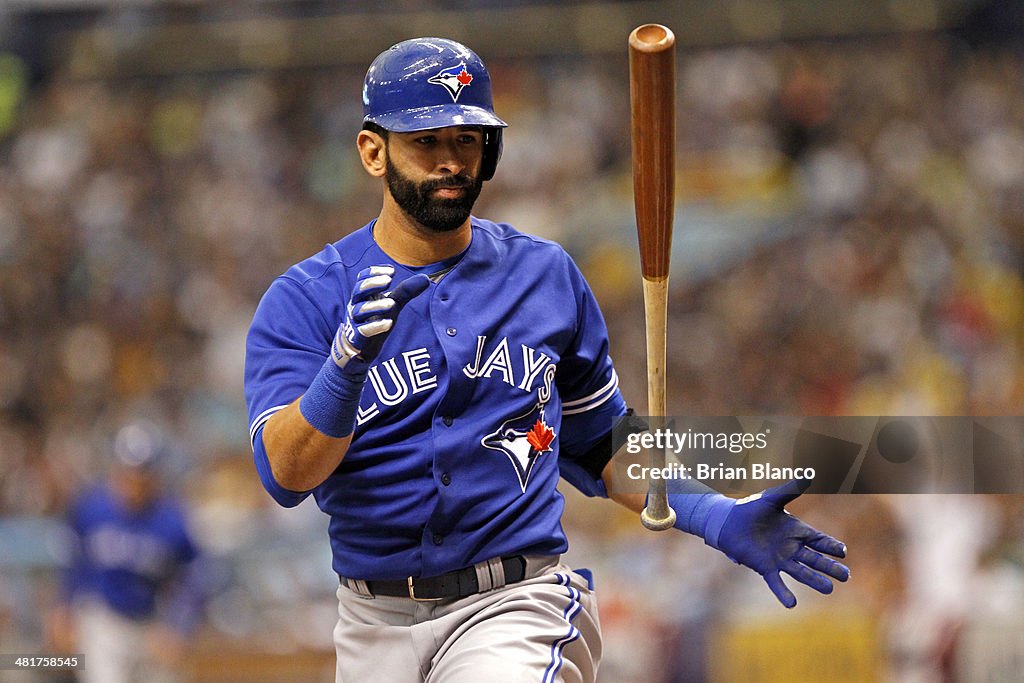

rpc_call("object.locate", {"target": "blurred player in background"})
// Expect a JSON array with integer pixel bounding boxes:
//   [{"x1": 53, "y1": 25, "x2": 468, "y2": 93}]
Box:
[
  {"x1": 245, "y1": 37, "x2": 849, "y2": 682},
  {"x1": 49, "y1": 421, "x2": 204, "y2": 683}
]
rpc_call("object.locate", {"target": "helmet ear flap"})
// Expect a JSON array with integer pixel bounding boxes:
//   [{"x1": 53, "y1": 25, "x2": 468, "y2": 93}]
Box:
[{"x1": 480, "y1": 127, "x2": 502, "y2": 181}]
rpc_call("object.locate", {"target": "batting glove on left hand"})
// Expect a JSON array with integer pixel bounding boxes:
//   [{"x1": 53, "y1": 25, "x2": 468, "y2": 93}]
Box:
[{"x1": 701, "y1": 479, "x2": 850, "y2": 608}]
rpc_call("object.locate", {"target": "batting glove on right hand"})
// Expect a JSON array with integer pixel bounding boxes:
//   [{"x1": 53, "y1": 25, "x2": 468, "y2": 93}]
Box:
[
  {"x1": 332, "y1": 266, "x2": 430, "y2": 374},
  {"x1": 703, "y1": 479, "x2": 850, "y2": 608}
]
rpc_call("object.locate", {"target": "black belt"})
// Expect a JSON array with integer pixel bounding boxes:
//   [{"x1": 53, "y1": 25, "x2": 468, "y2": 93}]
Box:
[{"x1": 341, "y1": 556, "x2": 527, "y2": 601}]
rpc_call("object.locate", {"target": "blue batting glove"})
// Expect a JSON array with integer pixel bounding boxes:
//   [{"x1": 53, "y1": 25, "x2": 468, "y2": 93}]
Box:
[
  {"x1": 300, "y1": 266, "x2": 429, "y2": 438},
  {"x1": 700, "y1": 479, "x2": 850, "y2": 608},
  {"x1": 332, "y1": 266, "x2": 430, "y2": 374}
]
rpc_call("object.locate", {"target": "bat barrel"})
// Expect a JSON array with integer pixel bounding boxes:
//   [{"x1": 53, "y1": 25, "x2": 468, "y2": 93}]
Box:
[{"x1": 629, "y1": 24, "x2": 676, "y2": 281}]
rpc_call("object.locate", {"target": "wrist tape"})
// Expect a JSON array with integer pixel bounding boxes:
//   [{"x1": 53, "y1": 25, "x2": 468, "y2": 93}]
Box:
[
  {"x1": 666, "y1": 479, "x2": 736, "y2": 547},
  {"x1": 299, "y1": 357, "x2": 367, "y2": 438}
]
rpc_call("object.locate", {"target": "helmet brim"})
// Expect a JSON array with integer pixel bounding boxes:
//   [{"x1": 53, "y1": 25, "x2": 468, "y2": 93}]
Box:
[{"x1": 366, "y1": 103, "x2": 507, "y2": 133}]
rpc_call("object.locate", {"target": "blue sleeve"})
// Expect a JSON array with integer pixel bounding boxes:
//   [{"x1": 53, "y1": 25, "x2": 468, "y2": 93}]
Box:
[
  {"x1": 245, "y1": 275, "x2": 339, "y2": 504},
  {"x1": 556, "y1": 253, "x2": 627, "y2": 498},
  {"x1": 245, "y1": 276, "x2": 339, "y2": 438}
]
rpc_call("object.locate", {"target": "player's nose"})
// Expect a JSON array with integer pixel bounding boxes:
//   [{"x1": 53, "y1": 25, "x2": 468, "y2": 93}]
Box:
[
  {"x1": 433, "y1": 130, "x2": 478, "y2": 176},
  {"x1": 434, "y1": 146, "x2": 466, "y2": 176}
]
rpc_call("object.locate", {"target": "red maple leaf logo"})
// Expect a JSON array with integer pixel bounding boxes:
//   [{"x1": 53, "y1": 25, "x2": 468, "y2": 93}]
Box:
[
  {"x1": 526, "y1": 419, "x2": 555, "y2": 453},
  {"x1": 457, "y1": 69, "x2": 473, "y2": 86}
]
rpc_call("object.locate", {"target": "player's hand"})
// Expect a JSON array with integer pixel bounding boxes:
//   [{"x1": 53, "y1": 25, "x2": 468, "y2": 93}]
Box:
[
  {"x1": 705, "y1": 479, "x2": 850, "y2": 608},
  {"x1": 332, "y1": 266, "x2": 430, "y2": 373}
]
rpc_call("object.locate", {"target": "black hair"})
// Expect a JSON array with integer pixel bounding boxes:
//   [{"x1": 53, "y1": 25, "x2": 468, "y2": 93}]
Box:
[{"x1": 362, "y1": 120, "x2": 389, "y2": 139}]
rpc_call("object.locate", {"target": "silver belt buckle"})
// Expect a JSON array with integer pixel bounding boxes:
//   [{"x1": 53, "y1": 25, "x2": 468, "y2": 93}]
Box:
[{"x1": 407, "y1": 576, "x2": 443, "y2": 602}]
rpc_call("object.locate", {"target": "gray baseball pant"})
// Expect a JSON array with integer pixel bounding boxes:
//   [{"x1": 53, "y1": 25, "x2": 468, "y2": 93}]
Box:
[{"x1": 333, "y1": 556, "x2": 602, "y2": 683}]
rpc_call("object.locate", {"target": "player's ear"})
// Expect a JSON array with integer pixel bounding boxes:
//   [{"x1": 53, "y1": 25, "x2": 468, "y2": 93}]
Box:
[{"x1": 357, "y1": 130, "x2": 387, "y2": 178}]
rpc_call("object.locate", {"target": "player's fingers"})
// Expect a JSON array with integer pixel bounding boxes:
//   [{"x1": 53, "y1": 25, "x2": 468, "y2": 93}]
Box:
[
  {"x1": 795, "y1": 547, "x2": 850, "y2": 582},
  {"x1": 390, "y1": 274, "x2": 431, "y2": 307},
  {"x1": 356, "y1": 265, "x2": 395, "y2": 281},
  {"x1": 802, "y1": 530, "x2": 847, "y2": 559},
  {"x1": 354, "y1": 275, "x2": 393, "y2": 299},
  {"x1": 351, "y1": 298, "x2": 395, "y2": 323},
  {"x1": 782, "y1": 560, "x2": 834, "y2": 595},
  {"x1": 763, "y1": 571, "x2": 797, "y2": 609},
  {"x1": 353, "y1": 266, "x2": 395, "y2": 300},
  {"x1": 356, "y1": 319, "x2": 393, "y2": 338}
]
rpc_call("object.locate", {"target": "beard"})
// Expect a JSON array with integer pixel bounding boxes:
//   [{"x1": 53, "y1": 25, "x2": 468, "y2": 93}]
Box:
[{"x1": 385, "y1": 157, "x2": 482, "y2": 233}]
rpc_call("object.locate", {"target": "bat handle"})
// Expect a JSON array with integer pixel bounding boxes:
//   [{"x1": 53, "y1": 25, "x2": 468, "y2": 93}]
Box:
[{"x1": 639, "y1": 276, "x2": 676, "y2": 531}]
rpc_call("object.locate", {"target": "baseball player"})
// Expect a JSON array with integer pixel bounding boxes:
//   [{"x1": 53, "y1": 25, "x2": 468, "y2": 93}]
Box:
[
  {"x1": 53, "y1": 422, "x2": 203, "y2": 683},
  {"x1": 244, "y1": 37, "x2": 850, "y2": 682}
]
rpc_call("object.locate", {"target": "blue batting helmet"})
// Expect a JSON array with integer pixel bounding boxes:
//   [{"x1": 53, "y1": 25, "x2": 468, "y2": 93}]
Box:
[{"x1": 362, "y1": 37, "x2": 507, "y2": 180}]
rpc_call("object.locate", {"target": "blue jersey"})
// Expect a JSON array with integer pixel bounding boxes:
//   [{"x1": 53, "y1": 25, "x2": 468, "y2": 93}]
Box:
[
  {"x1": 64, "y1": 484, "x2": 199, "y2": 625},
  {"x1": 245, "y1": 218, "x2": 627, "y2": 580}
]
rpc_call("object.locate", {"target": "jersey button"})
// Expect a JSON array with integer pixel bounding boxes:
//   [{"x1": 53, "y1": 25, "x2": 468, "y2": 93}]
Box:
[
  {"x1": 446, "y1": 327, "x2": 457, "y2": 336},
  {"x1": 431, "y1": 533, "x2": 443, "y2": 545},
  {"x1": 442, "y1": 415, "x2": 453, "y2": 427},
  {"x1": 441, "y1": 473, "x2": 452, "y2": 486}
]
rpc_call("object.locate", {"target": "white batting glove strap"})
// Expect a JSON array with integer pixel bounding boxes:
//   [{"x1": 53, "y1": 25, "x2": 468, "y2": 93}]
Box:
[
  {"x1": 331, "y1": 326, "x2": 362, "y2": 369},
  {"x1": 332, "y1": 319, "x2": 393, "y2": 369}
]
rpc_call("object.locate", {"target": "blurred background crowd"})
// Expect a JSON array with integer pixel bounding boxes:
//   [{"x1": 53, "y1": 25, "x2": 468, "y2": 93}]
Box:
[{"x1": 1, "y1": 0, "x2": 1023, "y2": 681}]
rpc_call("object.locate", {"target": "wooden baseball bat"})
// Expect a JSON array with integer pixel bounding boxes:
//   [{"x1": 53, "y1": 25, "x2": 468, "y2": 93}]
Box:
[{"x1": 629, "y1": 24, "x2": 677, "y2": 531}]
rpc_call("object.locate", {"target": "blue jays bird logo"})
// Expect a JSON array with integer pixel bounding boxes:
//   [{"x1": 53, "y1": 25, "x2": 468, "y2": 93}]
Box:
[
  {"x1": 482, "y1": 404, "x2": 556, "y2": 492},
  {"x1": 428, "y1": 63, "x2": 474, "y2": 102}
]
